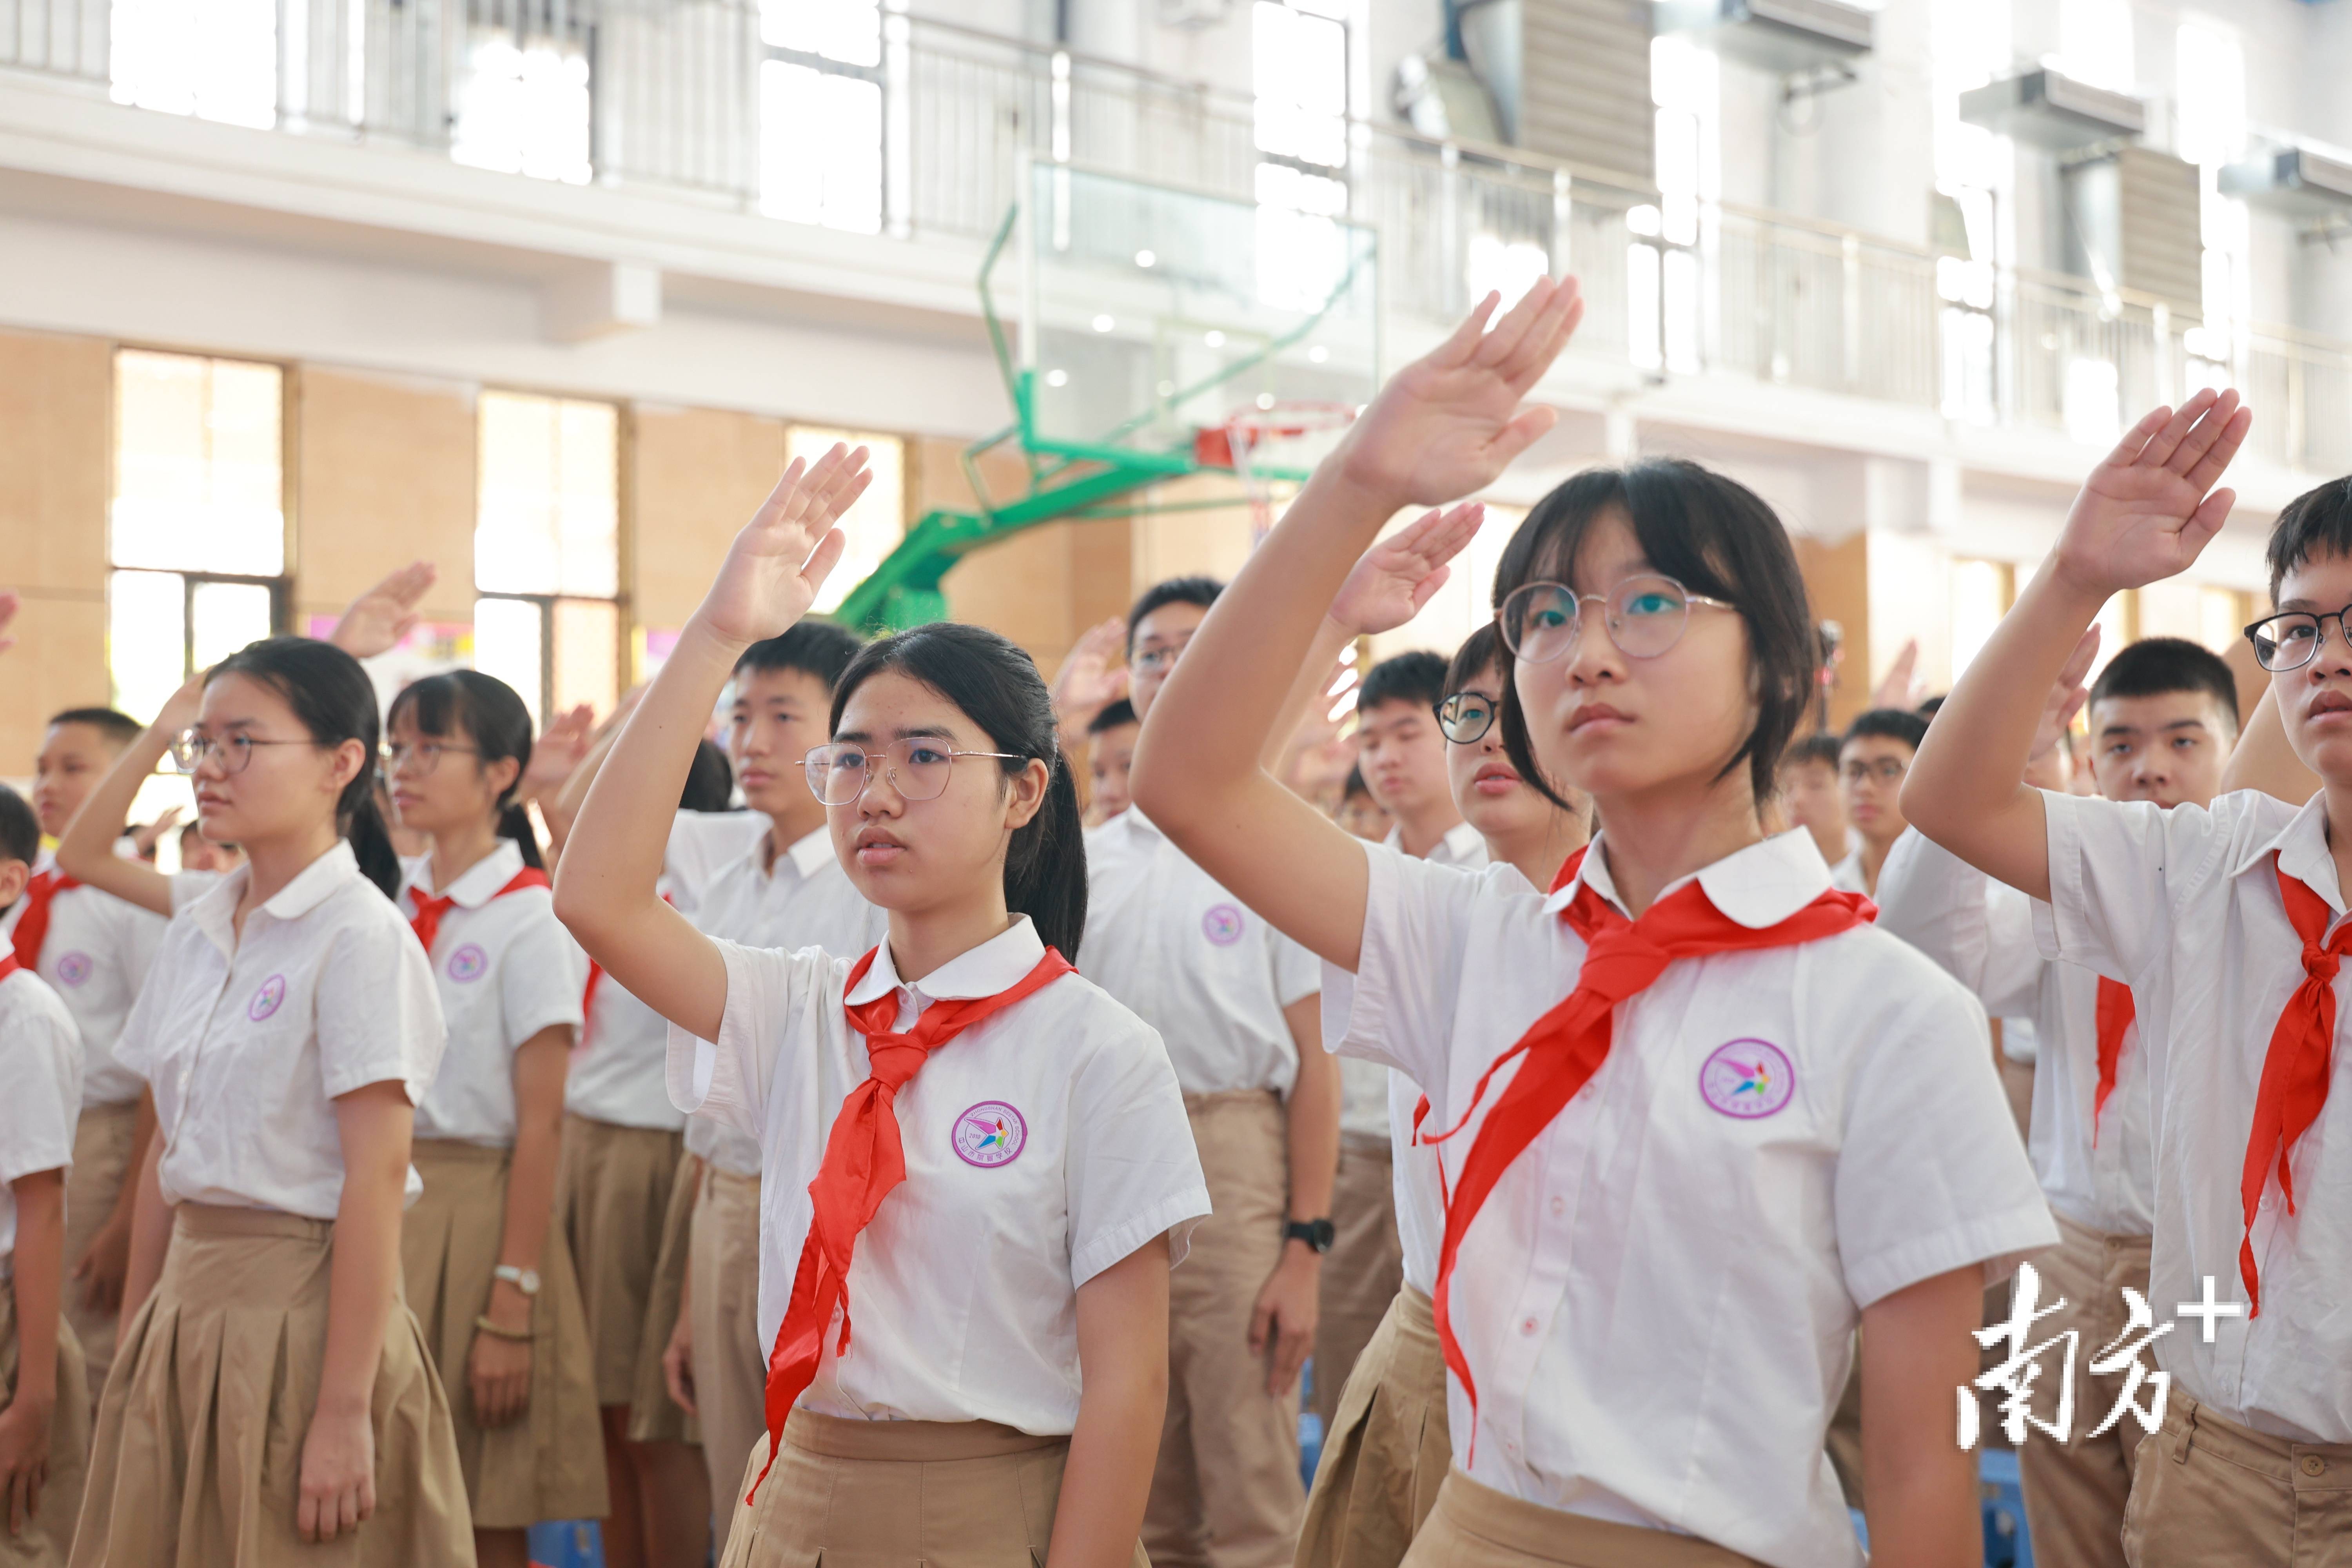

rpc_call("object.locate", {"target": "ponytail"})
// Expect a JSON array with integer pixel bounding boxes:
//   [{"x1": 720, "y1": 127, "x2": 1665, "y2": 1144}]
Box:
[
  {"x1": 830, "y1": 622, "x2": 1091, "y2": 959},
  {"x1": 348, "y1": 782, "x2": 406, "y2": 897},
  {"x1": 388, "y1": 671, "x2": 545, "y2": 871},
  {"x1": 497, "y1": 802, "x2": 547, "y2": 871}
]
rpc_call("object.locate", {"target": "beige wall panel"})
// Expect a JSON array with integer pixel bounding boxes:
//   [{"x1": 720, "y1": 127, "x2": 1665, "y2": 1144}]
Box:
[
  {"x1": 0, "y1": 329, "x2": 112, "y2": 770},
  {"x1": 0, "y1": 599, "x2": 110, "y2": 776},
  {"x1": 1128, "y1": 475, "x2": 1258, "y2": 599},
  {"x1": 633, "y1": 406, "x2": 786, "y2": 636},
  {"x1": 1793, "y1": 530, "x2": 1869, "y2": 733},
  {"x1": 293, "y1": 367, "x2": 477, "y2": 627}
]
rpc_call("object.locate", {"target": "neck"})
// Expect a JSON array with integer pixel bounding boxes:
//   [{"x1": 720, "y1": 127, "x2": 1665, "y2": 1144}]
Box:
[
  {"x1": 429, "y1": 816, "x2": 506, "y2": 893},
  {"x1": 2325, "y1": 785, "x2": 2352, "y2": 905},
  {"x1": 882, "y1": 884, "x2": 1019, "y2": 986},
  {"x1": 1858, "y1": 832, "x2": 1898, "y2": 895},
  {"x1": 1590, "y1": 771, "x2": 1762, "y2": 917},
  {"x1": 1492, "y1": 808, "x2": 1592, "y2": 891},
  {"x1": 1395, "y1": 803, "x2": 1466, "y2": 859},
  {"x1": 761, "y1": 798, "x2": 830, "y2": 873},
  {"x1": 240, "y1": 819, "x2": 346, "y2": 913}
]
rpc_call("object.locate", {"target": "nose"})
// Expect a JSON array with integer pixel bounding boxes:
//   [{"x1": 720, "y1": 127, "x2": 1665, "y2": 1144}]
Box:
[{"x1": 1563, "y1": 612, "x2": 1624, "y2": 688}]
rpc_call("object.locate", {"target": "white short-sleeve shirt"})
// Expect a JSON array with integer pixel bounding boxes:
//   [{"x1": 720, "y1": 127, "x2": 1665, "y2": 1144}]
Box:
[
  {"x1": 399, "y1": 841, "x2": 585, "y2": 1147},
  {"x1": 116, "y1": 841, "x2": 448, "y2": 1218},
  {"x1": 0, "y1": 966, "x2": 83, "y2": 1261},
  {"x1": 1336, "y1": 823, "x2": 1491, "y2": 1142},
  {"x1": 0, "y1": 852, "x2": 166, "y2": 1108},
  {"x1": 666, "y1": 916, "x2": 1210, "y2": 1433},
  {"x1": 2036, "y1": 788, "x2": 2352, "y2": 1443},
  {"x1": 1346, "y1": 828, "x2": 2054, "y2": 1568},
  {"x1": 1877, "y1": 827, "x2": 2152, "y2": 1236},
  {"x1": 1081, "y1": 808, "x2": 1322, "y2": 1097},
  {"x1": 566, "y1": 809, "x2": 770, "y2": 1131}
]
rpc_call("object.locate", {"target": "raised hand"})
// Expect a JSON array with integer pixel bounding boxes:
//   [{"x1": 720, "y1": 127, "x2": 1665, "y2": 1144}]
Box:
[
  {"x1": 2030, "y1": 626, "x2": 2099, "y2": 766},
  {"x1": 2055, "y1": 388, "x2": 2252, "y2": 599},
  {"x1": 0, "y1": 589, "x2": 18, "y2": 655},
  {"x1": 330, "y1": 561, "x2": 437, "y2": 659},
  {"x1": 692, "y1": 445, "x2": 874, "y2": 648},
  {"x1": 1330, "y1": 503, "x2": 1485, "y2": 636},
  {"x1": 526, "y1": 703, "x2": 596, "y2": 789},
  {"x1": 1051, "y1": 617, "x2": 1131, "y2": 726},
  {"x1": 1337, "y1": 276, "x2": 1583, "y2": 507},
  {"x1": 1869, "y1": 639, "x2": 1922, "y2": 712}
]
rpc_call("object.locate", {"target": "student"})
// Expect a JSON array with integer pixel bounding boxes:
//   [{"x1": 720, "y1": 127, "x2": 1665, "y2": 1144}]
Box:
[
  {"x1": 1084, "y1": 576, "x2": 1336, "y2": 1568},
  {"x1": 1087, "y1": 700, "x2": 1140, "y2": 824},
  {"x1": 57, "y1": 637, "x2": 471, "y2": 1564},
  {"x1": 1833, "y1": 707, "x2": 1927, "y2": 895},
  {"x1": 1132, "y1": 279, "x2": 2056, "y2": 1568},
  {"x1": 0, "y1": 784, "x2": 89, "y2": 1567},
  {"x1": 556, "y1": 446, "x2": 1207, "y2": 1567},
  {"x1": 4, "y1": 708, "x2": 163, "y2": 1410},
  {"x1": 1907, "y1": 392, "x2": 2352, "y2": 1567},
  {"x1": 176, "y1": 818, "x2": 243, "y2": 873},
  {"x1": 1335, "y1": 768, "x2": 1390, "y2": 842},
  {"x1": 384, "y1": 671, "x2": 606, "y2": 1567},
  {"x1": 1354, "y1": 653, "x2": 1476, "y2": 864},
  {"x1": 1776, "y1": 731, "x2": 1848, "y2": 868},
  {"x1": 1877, "y1": 634, "x2": 2240, "y2": 1568}
]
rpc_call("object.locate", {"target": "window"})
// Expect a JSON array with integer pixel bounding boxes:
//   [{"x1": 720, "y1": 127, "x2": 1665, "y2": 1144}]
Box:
[
  {"x1": 475, "y1": 391, "x2": 622, "y2": 725},
  {"x1": 2057, "y1": 0, "x2": 2133, "y2": 93},
  {"x1": 1629, "y1": 35, "x2": 1711, "y2": 375},
  {"x1": 2199, "y1": 586, "x2": 2252, "y2": 656},
  {"x1": 109, "y1": 0, "x2": 276, "y2": 129},
  {"x1": 793, "y1": 426, "x2": 907, "y2": 615},
  {"x1": 1949, "y1": 559, "x2": 2014, "y2": 679},
  {"x1": 1932, "y1": 0, "x2": 2009, "y2": 422},
  {"x1": 108, "y1": 350, "x2": 287, "y2": 722},
  {"x1": 450, "y1": 17, "x2": 595, "y2": 186},
  {"x1": 760, "y1": 0, "x2": 895, "y2": 234},
  {"x1": 1252, "y1": 0, "x2": 1350, "y2": 312},
  {"x1": 2176, "y1": 22, "x2": 2247, "y2": 369}
]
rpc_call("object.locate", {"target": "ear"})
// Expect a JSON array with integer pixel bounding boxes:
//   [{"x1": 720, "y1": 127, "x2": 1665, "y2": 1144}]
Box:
[
  {"x1": 327, "y1": 737, "x2": 370, "y2": 795},
  {"x1": 1002, "y1": 758, "x2": 1051, "y2": 833},
  {"x1": 484, "y1": 753, "x2": 523, "y2": 801},
  {"x1": 0, "y1": 859, "x2": 28, "y2": 913}
]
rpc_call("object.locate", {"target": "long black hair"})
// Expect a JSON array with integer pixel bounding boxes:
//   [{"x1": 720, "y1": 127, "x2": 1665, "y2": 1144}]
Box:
[
  {"x1": 1492, "y1": 459, "x2": 1817, "y2": 812},
  {"x1": 207, "y1": 637, "x2": 403, "y2": 899},
  {"x1": 386, "y1": 671, "x2": 544, "y2": 871},
  {"x1": 829, "y1": 622, "x2": 1088, "y2": 959}
]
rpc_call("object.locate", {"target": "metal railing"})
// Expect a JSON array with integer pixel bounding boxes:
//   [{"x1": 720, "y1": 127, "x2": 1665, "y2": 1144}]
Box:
[{"x1": 7, "y1": 0, "x2": 2347, "y2": 472}]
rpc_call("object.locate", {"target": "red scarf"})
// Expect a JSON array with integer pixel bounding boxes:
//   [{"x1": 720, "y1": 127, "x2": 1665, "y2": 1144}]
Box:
[
  {"x1": 1421, "y1": 846, "x2": 1873, "y2": 1455},
  {"x1": 2092, "y1": 977, "x2": 2134, "y2": 1145},
  {"x1": 10, "y1": 869, "x2": 79, "y2": 971},
  {"x1": 406, "y1": 864, "x2": 550, "y2": 955},
  {"x1": 2241, "y1": 857, "x2": 2348, "y2": 1317},
  {"x1": 0, "y1": 952, "x2": 20, "y2": 985},
  {"x1": 747, "y1": 940, "x2": 1074, "y2": 1502}
]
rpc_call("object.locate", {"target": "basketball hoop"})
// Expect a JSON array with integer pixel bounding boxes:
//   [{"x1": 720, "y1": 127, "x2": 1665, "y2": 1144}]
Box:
[{"x1": 1194, "y1": 400, "x2": 1359, "y2": 541}]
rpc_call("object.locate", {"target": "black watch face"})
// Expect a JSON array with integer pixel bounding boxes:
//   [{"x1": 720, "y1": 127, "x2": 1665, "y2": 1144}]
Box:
[{"x1": 1292, "y1": 1219, "x2": 1335, "y2": 1251}]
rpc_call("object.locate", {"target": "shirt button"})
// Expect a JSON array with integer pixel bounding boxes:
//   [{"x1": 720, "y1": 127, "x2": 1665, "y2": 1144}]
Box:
[
  {"x1": 1521, "y1": 1317, "x2": 1539, "y2": 1336},
  {"x1": 2303, "y1": 1455, "x2": 2328, "y2": 1478},
  {"x1": 1549, "y1": 1196, "x2": 1566, "y2": 1218}
]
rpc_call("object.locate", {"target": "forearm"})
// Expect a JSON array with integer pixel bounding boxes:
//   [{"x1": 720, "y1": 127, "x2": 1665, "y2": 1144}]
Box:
[
  {"x1": 1283, "y1": 1024, "x2": 1341, "y2": 1225},
  {"x1": 118, "y1": 1137, "x2": 172, "y2": 1330},
  {"x1": 7, "y1": 1179, "x2": 64, "y2": 1406},
  {"x1": 1053, "y1": 1241, "x2": 1171, "y2": 1568},
  {"x1": 1859, "y1": 1269, "x2": 1983, "y2": 1568},
  {"x1": 494, "y1": 1035, "x2": 570, "y2": 1285},
  {"x1": 319, "y1": 1167, "x2": 403, "y2": 1417}
]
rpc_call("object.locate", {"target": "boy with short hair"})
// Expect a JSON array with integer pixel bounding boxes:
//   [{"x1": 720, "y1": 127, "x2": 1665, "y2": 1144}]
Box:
[
  {"x1": 1777, "y1": 731, "x2": 1849, "y2": 867},
  {"x1": 1087, "y1": 699, "x2": 1140, "y2": 824},
  {"x1": 0, "y1": 782, "x2": 89, "y2": 1565},
  {"x1": 1878, "y1": 635, "x2": 2240, "y2": 1568},
  {"x1": 1835, "y1": 706, "x2": 1929, "y2": 894},
  {"x1": 1906, "y1": 390, "x2": 2352, "y2": 1566},
  {"x1": 1353, "y1": 652, "x2": 1475, "y2": 864},
  {"x1": 1334, "y1": 768, "x2": 1390, "y2": 842}
]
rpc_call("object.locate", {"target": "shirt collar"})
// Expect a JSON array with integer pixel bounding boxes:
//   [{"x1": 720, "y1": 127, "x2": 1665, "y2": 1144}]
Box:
[
  {"x1": 844, "y1": 915, "x2": 1048, "y2": 1007},
  {"x1": 1120, "y1": 807, "x2": 1163, "y2": 842},
  {"x1": 2232, "y1": 790, "x2": 2345, "y2": 914},
  {"x1": 779, "y1": 825, "x2": 836, "y2": 880},
  {"x1": 410, "y1": 839, "x2": 526, "y2": 908},
  {"x1": 1383, "y1": 820, "x2": 1486, "y2": 867},
  {"x1": 191, "y1": 840, "x2": 362, "y2": 955},
  {"x1": 1543, "y1": 827, "x2": 1835, "y2": 930}
]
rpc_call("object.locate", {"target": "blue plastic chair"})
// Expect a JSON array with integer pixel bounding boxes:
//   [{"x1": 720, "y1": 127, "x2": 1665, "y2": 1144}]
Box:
[
  {"x1": 1979, "y1": 1447, "x2": 2033, "y2": 1568},
  {"x1": 527, "y1": 1519, "x2": 602, "y2": 1568}
]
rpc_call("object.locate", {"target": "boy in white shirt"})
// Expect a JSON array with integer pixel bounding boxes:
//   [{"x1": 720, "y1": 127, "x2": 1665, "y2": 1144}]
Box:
[
  {"x1": 1832, "y1": 707, "x2": 1926, "y2": 896},
  {"x1": 1354, "y1": 652, "x2": 1477, "y2": 865}
]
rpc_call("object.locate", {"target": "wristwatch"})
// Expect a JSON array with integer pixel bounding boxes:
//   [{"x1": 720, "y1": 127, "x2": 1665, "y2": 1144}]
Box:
[
  {"x1": 1283, "y1": 1218, "x2": 1336, "y2": 1254},
  {"x1": 493, "y1": 1265, "x2": 542, "y2": 1296}
]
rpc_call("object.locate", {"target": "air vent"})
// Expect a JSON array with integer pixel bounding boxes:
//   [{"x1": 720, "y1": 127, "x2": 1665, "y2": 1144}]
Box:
[
  {"x1": 1656, "y1": 0, "x2": 1873, "y2": 74},
  {"x1": 1959, "y1": 67, "x2": 2146, "y2": 153},
  {"x1": 1515, "y1": 0, "x2": 1654, "y2": 184},
  {"x1": 2065, "y1": 147, "x2": 2204, "y2": 318},
  {"x1": 2220, "y1": 146, "x2": 2352, "y2": 220}
]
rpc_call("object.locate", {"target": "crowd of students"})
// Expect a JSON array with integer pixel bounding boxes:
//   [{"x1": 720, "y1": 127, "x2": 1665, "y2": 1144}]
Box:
[{"x1": 0, "y1": 275, "x2": 2344, "y2": 1568}]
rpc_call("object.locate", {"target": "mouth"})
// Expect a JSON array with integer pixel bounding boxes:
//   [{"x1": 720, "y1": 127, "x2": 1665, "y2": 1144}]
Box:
[
  {"x1": 2309, "y1": 689, "x2": 2352, "y2": 720},
  {"x1": 195, "y1": 790, "x2": 230, "y2": 813},
  {"x1": 738, "y1": 768, "x2": 775, "y2": 789},
  {"x1": 852, "y1": 826, "x2": 907, "y2": 867},
  {"x1": 1470, "y1": 760, "x2": 1520, "y2": 796},
  {"x1": 1568, "y1": 703, "x2": 1631, "y2": 735}
]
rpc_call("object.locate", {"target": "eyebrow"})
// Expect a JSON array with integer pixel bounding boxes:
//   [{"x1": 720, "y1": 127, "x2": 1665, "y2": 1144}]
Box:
[
  {"x1": 830, "y1": 724, "x2": 960, "y2": 744},
  {"x1": 2099, "y1": 719, "x2": 2211, "y2": 738}
]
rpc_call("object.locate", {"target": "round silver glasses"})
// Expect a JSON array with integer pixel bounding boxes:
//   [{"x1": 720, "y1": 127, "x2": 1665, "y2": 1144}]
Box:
[
  {"x1": 168, "y1": 729, "x2": 316, "y2": 776},
  {"x1": 1497, "y1": 574, "x2": 1735, "y2": 664},
  {"x1": 804, "y1": 738, "x2": 1024, "y2": 806}
]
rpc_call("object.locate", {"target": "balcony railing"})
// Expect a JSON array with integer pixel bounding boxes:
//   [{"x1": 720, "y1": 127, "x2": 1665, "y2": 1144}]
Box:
[{"x1": 7, "y1": 0, "x2": 2347, "y2": 474}]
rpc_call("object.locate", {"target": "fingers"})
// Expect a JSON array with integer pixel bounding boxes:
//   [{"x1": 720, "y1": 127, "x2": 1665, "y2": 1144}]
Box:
[
  {"x1": 2059, "y1": 624, "x2": 2102, "y2": 690},
  {"x1": 1432, "y1": 292, "x2": 1503, "y2": 368},
  {"x1": 1485, "y1": 404, "x2": 1562, "y2": 473},
  {"x1": 1246, "y1": 1296, "x2": 1274, "y2": 1358},
  {"x1": 2134, "y1": 388, "x2": 2217, "y2": 472},
  {"x1": 2102, "y1": 403, "x2": 2173, "y2": 470},
  {"x1": 347, "y1": 1473, "x2": 371, "y2": 1531},
  {"x1": 2186, "y1": 486, "x2": 2237, "y2": 553},
  {"x1": 2161, "y1": 387, "x2": 2239, "y2": 479},
  {"x1": 1470, "y1": 276, "x2": 1560, "y2": 371},
  {"x1": 1498, "y1": 276, "x2": 1584, "y2": 388},
  {"x1": 298, "y1": 1487, "x2": 320, "y2": 1544},
  {"x1": 2184, "y1": 404, "x2": 2254, "y2": 495},
  {"x1": 799, "y1": 526, "x2": 849, "y2": 596}
]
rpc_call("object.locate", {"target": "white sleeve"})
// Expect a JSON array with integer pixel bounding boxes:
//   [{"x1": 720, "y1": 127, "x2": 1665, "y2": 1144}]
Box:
[
  {"x1": 1340, "y1": 839, "x2": 1486, "y2": 1091},
  {"x1": 168, "y1": 871, "x2": 222, "y2": 912},
  {"x1": 2035, "y1": 790, "x2": 2251, "y2": 985},
  {"x1": 666, "y1": 938, "x2": 842, "y2": 1140},
  {"x1": 664, "y1": 811, "x2": 764, "y2": 908},
  {"x1": 0, "y1": 994, "x2": 80, "y2": 1187},
  {"x1": 316, "y1": 916, "x2": 447, "y2": 1105},
  {"x1": 1875, "y1": 829, "x2": 2049, "y2": 1017},
  {"x1": 1064, "y1": 1022, "x2": 1214, "y2": 1286},
  {"x1": 1270, "y1": 929, "x2": 1322, "y2": 1010},
  {"x1": 499, "y1": 906, "x2": 588, "y2": 1045}
]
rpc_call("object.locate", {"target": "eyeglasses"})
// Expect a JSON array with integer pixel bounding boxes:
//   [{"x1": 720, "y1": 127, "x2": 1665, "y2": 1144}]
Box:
[
  {"x1": 1436, "y1": 691, "x2": 1497, "y2": 745},
  {"x1": 1497, "y1": 574, "x2": 1736, "y2": 665},
  {"x1": 169, "y1": 729, "x2": 319, "y2": 777},
  {"x1": 378, "y1": 740, "x2": 480, "y2": 777},
  {"x1": 1131, "y1": 636, "x2": 1192, "y2": 675},
  {"x1": 804, "y1": 739, "x2": 1025, "y2": 807},
  {"x1": 1840, "y1": 758, "x2": 1909, "y2": 786},
  {"x1": 2247, "y1": 606, "x2": 2352, "y2": 673}
]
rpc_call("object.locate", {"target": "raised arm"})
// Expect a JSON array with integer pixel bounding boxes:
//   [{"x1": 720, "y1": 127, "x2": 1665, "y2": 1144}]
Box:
[
  {"x1": 1131, "y1": 281, "x2": 1583, "y2": 967},
  {"x1": 1902, "y1": 389, "x2": 2250, "y2": 901},
  {"x1": 54, "y1": 673, "x2": 206, "y2": 917},
  {"x1": 327, "y1": 562, "x2": 436, "y2": 659},
  {"x1": 553, "y1": 446, "x2": 871, "y2": 1042}
]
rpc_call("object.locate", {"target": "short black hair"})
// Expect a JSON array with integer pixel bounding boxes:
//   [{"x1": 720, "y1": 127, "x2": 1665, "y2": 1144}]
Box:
[
  {"x1": 47, "y1": 708, "x2": 143, "y2": 749},
  {"x1": 1342, "y1": 765, "x2": 1374, "y2": 802},
  {"x1": 0, "y1": 784, "x2": 44, "y2": 881},
  {"x1": 2089, "y1": 636, "x2": 2240, "y2": 731},
  {"x1": 1779, "y1": 732, "x2": 1842, "y2": 771},
  {"x1": 1126, "y1": 577, "x2": 1222, "y2": 651},
  {"x1": 1087, "y1": 699, "x2": 1138, "y2": 735},
  {"x1": 2267, "y1": 475, "x2": 2352, "y2": 602},
  {"x1": 735, "y1": 621, "x2": 864, "y2": 693},
  {"x1": 1444, "y1": 623, "x2": 1507, "y2": 697},
  {"x1": 1843, "y1": 708, "x2": 1930, "y2": 754},
  {"x1": 1916, "y1": 695, "x2": 1945, "y2": 718},
  {"x1": 1358, "y1": 650, "x2": 1450, "y2": 715},
  {"x1": 683, "y1": 740, "x2": 736, "y2": 814}
]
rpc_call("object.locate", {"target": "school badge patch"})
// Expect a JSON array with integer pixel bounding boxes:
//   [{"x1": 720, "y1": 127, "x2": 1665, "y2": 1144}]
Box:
[
  {"x1": 1699, "y1": 1038, "x2": 1794, "y2": 1119},
  {"x1": 953, "y1": 1101, "x2": 1028, "y2": 1168}
]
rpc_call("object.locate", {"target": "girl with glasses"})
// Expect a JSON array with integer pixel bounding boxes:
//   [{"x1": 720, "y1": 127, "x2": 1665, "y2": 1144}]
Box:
[
  {"x1": 1131, "y1": 281, "x2": 2052, "y2": 1568},
  {"x1": 555, "y1": 447, "x2": 1207, "y2": 1568},
  {"x1": 55, "y1": 637, "x2": 471, "y2": 1564}
]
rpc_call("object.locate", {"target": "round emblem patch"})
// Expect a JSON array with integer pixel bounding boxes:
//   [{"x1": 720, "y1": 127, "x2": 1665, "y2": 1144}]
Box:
[
  {"x1": 1201, "y1": 904, "x2": 1245, "y2": 947},
  {"x1": 1699, "y1": 1039, "x2": 1795, "y2": 1120},
  {"x1": 53, "y1": 951, "x2": 94, "y2": 988},
  {"x1": 446, "y1": 943, "x2": 489, "y2": 983},
  {"x1": 248, "y1": 974, "x2": 288, "y2": 1022},
  {"x1": 953, "y1": 1101, "x2": 1028, "y2": 1169}
]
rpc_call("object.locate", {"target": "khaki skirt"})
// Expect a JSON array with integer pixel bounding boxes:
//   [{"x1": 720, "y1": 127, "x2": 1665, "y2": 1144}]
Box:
[
  {"x1": 555, "y1": 1116, "x2": 686, "y2": 1409},
  {"x1": 624, "y1": 1150, "x2": 699, "y2": 1445},
  {"x1": 1401, "y1": 1470, "x2": 1767, "y2": 1568},
  {"x1": 1297, "y1": 1282, "x2": 1450, "y2": 1568},
  {"x1": 71, "y1": 1203, "x2": 475, "y2": 1568},
  {"x1": 62, "y1": 1100, "x2": 139, "y2": 1408},
  {"x1": 0, "y1": 1271, "x2": 90, "y2": 1568},
  {"x1": 720, "y1": 1408, "x2": 1151, "y2": 1568},
  {"x1": 402, "y1": 1139, "x2": 609, "y2": 1528}
]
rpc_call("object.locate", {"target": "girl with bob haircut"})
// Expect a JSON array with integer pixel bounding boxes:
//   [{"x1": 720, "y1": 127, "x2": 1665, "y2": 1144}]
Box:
[
  {"x1": 555, "y1": 446, "x2": 1208, "y2": 1568},
  {"x1": 1132, "y1": 281, "x2": 2053, "y2": 1568},
  {"x1": 56, "y1": 636, "x2": 472, "y2": 1564}
]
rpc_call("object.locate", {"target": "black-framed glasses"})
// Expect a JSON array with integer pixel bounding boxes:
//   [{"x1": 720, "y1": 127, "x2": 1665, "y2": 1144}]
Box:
[
  {"x1": 1498, "y1": 574, "x2": 1736, "y2": 664},
  {"x1": 169, "y1": 729, "x2": 318, "y2": 777},
  {"x1": 378, "y1": 740, "x2": 481, "y2": 777},
  {"x1": 805, "y1": 739, "x2": 1025, "y2": 806},
  {"x1": 1839, "y1": 757, "x2": 1909, "y2": 786},
  {"x1": 2247, "y1": 606, "x2": 2352, "y2": 673},
  {"x1": 1131, "y1": 636, "x2": 1193, "y2": 675},
  {"x1": 1436, "y1": 691, "x2": 1497, "y2": 745}
]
